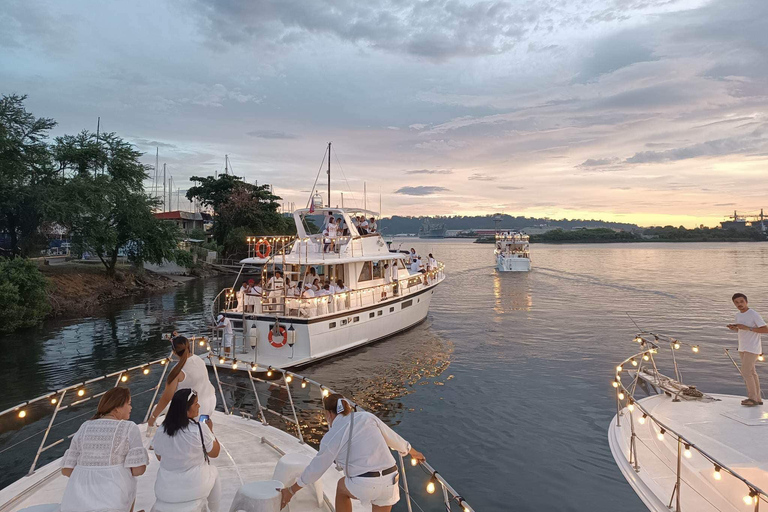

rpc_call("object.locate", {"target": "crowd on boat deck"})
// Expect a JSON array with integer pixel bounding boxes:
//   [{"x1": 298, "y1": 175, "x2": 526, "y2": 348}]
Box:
[{"x1": 56, "y1": 334, "x2": 426, "y2": 512}]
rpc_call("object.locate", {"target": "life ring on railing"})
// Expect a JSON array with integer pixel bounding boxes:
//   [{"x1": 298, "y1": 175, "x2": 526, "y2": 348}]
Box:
[
  {"x1": 268, "y1": 326, "x2": 287, "y2": 348},
  {"x1": 256, "y1": 239, "x2": 271, "y2": 259}
]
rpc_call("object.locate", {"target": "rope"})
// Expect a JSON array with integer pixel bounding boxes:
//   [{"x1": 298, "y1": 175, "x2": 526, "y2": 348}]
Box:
[
  {"x1": 306, "y1": 146, "x2": 328, "y2": 208},
  {"x1": 332, "y1": 147, "x2": 359, "y2": 210}
]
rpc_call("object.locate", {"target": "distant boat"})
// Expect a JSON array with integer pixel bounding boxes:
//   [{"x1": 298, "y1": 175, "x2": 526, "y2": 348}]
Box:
[
  {"x1": 494, "y1": 232, "x2": 531, "y2": 272},
  {"x1": 418, "y1": 220, "x2": 446, "y2": 238}
]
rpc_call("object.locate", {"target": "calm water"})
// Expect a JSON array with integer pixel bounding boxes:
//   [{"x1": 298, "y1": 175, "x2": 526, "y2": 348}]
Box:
[{"x1": 2, "y1": 240, "x2": 768, "y2": 511}]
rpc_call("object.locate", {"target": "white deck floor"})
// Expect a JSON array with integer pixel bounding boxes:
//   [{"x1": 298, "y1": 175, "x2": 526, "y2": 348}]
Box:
[
  {"x1": 1, "y1": 412, "x2": 365, "y2": 512},
  {"x1": 609, "y1": 393, "x2": 768, "y2": 512}
]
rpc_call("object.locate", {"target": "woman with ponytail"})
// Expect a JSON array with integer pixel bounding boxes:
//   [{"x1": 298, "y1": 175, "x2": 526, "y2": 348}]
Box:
[
  {"x1": 60, "y1": 387, "x2": 149, "y2": 512},
  {"x1": 279, "y1": 393, "x2": 426, "y2": 512},
  {"x1": 148, "y1": 335, "x2": 217, "y2": 431}
]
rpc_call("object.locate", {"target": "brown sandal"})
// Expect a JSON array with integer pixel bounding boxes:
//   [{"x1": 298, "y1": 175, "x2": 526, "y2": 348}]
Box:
[{"x1": 742, "y1": 399, "x2": 759, "y2": 406}]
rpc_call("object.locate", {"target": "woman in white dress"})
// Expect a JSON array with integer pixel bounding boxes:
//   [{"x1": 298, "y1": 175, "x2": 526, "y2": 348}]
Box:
[
  {"x1": 152, "y1": 389, "x2": 221, "y2": 512},
  {"x1": 60, "y1": 387, "x2": 149, "y2": 512},
  {"x1": 148, "y1": 336, "x2": 217, "y2": 431},
  {"x1": 279, "y1": 394, "x2": 426, "y2": 512}
]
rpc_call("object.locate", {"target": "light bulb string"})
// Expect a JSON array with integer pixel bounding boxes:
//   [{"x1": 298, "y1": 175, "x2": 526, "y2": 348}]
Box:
[{"x1": 615, "y1": 335, "x2": 768, "y2": 504}]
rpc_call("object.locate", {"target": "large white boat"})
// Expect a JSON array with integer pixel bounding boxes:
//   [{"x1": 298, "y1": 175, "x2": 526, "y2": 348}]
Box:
[
  {"x1": 0, "y1": 349, "x2": 474, "y2": 512},
  {"x1": 494, "y1": 232, "x2": 531, "y2": 272},
  {"x1": 609, "y1": 332, "x2": 768, "y2": 511},
  {"x1": 210, "y1": 206, "x2": 445, "y2": 370}
]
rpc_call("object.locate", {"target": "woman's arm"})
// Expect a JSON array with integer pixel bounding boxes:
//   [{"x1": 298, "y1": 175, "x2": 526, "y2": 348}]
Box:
[
  {"x1": 130, "y1": 465, "x2": 147, "y2": 476},
  {"x1": 148, "y1": 375, "x2": 180, "y2": 426},
  {"x1": 207, "y1": 439, "x2": 221, "y2": 458},
  {"x1": 61, "y1": 467, "x2": 73, "y2": 477}
]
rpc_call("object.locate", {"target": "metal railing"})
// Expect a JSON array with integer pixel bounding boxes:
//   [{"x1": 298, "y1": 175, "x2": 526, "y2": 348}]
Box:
[
  {"x1": 613, "y1": 332, "x2": 767, "y2": 511},
  {"x1": 0, "y1": 346, "x2": 474, "y2": 512}
]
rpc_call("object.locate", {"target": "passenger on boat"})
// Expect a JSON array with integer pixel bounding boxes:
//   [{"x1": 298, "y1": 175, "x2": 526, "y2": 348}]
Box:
[
  {"x1": 300, "y1": 284, "x2": 316, "y2": 317},
  {"x1": 728, "y1": 293, "x2": 768, "y2": 406},
  {"x1": 410, "y1": 256, "x2": 419, "y2": 274},
  {"x1": 213, "y1": 314, "x2": 234, "y2": 356},
  {"x1": 312, "y1": 277, "x2": 321, "y2": 292},
  {"x1": 149, "y1": 335, "x2": 217, "y2": 431},
  {"x1": 382, "y1": 264, "x2": 390, "y2": 299},
  {"x1": 369, "y1": 217, "x2": 377, "y2": 233},
  {"x1": 359, "y1": 216, "x2": 369, "y2": 235},
  {"x1": 60, "y1": 387, "x2": 149, "y2": 512},
  {"x1": 428, "y1": 254, "x2": 436, "y2": 271},
  {"x1": 279, "y1": 394, "x2": 426, "y2": 512},
  {"x1": 326, "y1": 217, "x2": 338, "y2": 252},
  {"x1": 304, "y1": 267, "x2": 318, "y2": 287},
  {"x1": 152, "y1": 389, "x2": 221, "y2": 512}
]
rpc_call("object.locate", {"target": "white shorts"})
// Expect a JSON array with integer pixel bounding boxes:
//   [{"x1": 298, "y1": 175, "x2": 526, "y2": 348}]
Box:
[
  {"x1": 223, "y1": 333, "x2": 233, "y2": 348},
  {"x1": 345, "y1": 472, "x2": 399, "y2": 507}
]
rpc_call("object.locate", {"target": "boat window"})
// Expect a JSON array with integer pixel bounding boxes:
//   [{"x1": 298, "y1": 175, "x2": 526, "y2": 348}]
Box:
[
  {"x1": 358, "y1": 262, "x2": 372, "y2": 282},
  {"x1": 372, "y1": 260, "x2": 383, "y2": 279},
  {"x1": 369, "y1": 312, "x2": 375, "y2": 318},
  {"x1": 377, "y1": 310, "x2": 382, "y2": 316},
  {"x1": 402, "y1": 299, "x2": 413, "y2": 309},
  {"x1": 390, "y1": 307, "x2": 394, "y2": 312},
  {"x1": 341, "y1": 319, "x2": 348, "y2": 325},
  {"x1": 329, "y1": 322, "x2": 336, "y2": 328}
]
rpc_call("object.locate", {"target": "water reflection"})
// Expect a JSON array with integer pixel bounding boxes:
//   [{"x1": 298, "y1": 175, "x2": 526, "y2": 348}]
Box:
[{"x1": 493, "y1": 271, "x2": 533, "y2": 314}]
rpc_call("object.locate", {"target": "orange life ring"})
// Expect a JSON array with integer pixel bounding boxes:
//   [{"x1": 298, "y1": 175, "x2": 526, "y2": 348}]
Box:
[
  {"x1": 255, "y1": 240, "x2": 272, "y2": 259},
  {"x1": 268, "y1": 326, "x2": 287, "y2": 348}
]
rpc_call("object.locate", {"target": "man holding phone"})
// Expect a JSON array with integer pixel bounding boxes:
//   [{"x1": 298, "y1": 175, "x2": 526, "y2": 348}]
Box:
[{"x1": 727, "y1": 293, "x2": 768, "y2": 406}]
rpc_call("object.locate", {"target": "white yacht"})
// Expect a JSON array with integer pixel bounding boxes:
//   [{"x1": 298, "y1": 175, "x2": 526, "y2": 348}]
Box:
[
  {"x1": 494, "y1": 232, "x2": 531, "y2": 272},
  {"x1": 609, "y1": 332, "x2": 768, "y2": 511},
  {"x1": 211, "y1": 206, "x2": 445, "y2": 370},
  {"x1": 0, "y1": 351, "x2": 474, "y2": 512}
]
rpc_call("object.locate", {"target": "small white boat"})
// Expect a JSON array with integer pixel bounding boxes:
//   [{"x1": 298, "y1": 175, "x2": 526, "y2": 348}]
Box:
[
  {"x1": 0, "y1": 353, "x2": 474, "y2": 512},
  {"x1": 609, "y1": 333, "x2": 768, "y2": 511},
  {"x1": 494, "y1": 232, "x2": 531, "y2": 272},
  {"x1": 210, "y1": 205, "x2": 445, "y2": 370}
]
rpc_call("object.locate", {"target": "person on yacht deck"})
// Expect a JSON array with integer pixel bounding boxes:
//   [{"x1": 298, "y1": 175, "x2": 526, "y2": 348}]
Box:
[
  {"x1": 60, "y1": 387, "x2": 148, "y2": 512},
  {"x1": 728, "y1": 293, "x2": 768, "y2": 406},
  {"x1": 214, "y1": 314, "x2": 234, "y2": 356},
  {"x1": 304, "y1": 267, "x2": 318, "y2": 287},
  {"x1": 428, "y1": 254, "x2": 436, "y2": 271},
  {"x1": 382, "y1": 263, "x2": 390, "y2": 299},
  {"x1": 152, "y1": 389, "x2": 221, "y2": 512},
  {"x1": 369, "y1": 217, "x2": 377, "y2": 233},
  {"x1": 279, "y1": 394, "x2": 426, "y2": 512},
  {"x1": 149, "y1": 335, "x2": 217, "y2": 431},
  {"x1": 359, "y1": 216, "x2": 369, "y2": 234},
  {"x1": 410, "y1": 256, "x2": 419, "y2": 274},
  {"x1": 312, "y1": 277, "x2": 321, "y2": 292},
  {"x1": 327, "y1": 217, "x2": 338, "y2": 252}
]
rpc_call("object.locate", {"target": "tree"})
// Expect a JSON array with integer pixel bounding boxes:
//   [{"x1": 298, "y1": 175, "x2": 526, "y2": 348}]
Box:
[
  {"x1": 0, "y1": 94, "x2": 59, "y2": 256},
  {"x1": 0, "y1": 257, "x2": 50, "y2": 332},
  {"x1": 187, "y1": 174, "x2": 293, "y2": 255},
  {"x1": 55, "y1": 131, "x2": 181, "y2": 276}
]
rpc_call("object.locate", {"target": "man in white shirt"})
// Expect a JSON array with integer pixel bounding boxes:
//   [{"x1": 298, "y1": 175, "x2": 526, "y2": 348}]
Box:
[
  {"x1": 368, "y1": 217, "x2": 377, "y2": 233},
  {"x1": 410, "y1": 257, "x2": 419, "y2": 274},
  {"x1": 216, "y1": 314, "x2": 233, "y2": 356},
  {"x1": 728, "y1": 293, "x2": 768, "y2": 406}
]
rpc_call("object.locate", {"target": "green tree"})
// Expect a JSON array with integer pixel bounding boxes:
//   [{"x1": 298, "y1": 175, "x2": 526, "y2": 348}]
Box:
[
  {"x1": 0, "y1": 257, "x2": 50, "y2": 332},
  {"x1": 0, "y1": 94, "x2": 59, "y2": 256},
  {"x1": 186, "y1": 174, "x2": 292, "y2": 255},
  {"x1": 55, "y1": 131, "x2": 181, "y2": 276}
]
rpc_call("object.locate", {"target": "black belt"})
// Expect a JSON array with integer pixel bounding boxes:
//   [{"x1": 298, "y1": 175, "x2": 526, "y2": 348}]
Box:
[{"x1": 355, "y1": 465, "x2": 398, "y2": 478}]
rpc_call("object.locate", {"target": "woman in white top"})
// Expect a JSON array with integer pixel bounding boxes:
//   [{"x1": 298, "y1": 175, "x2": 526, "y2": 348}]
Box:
[
  {"x1": 148, "y1": 336, "x2": 217, "y2": 431},
  {"x1": 60, "y1": 387, "x2": 149, "y2": 512},
  {"x1": 279, "y1": 394, "x2": 425, "y2": 512},
  {"x1": 152, "y1": 389, "x2": 221, "y2": 512}
]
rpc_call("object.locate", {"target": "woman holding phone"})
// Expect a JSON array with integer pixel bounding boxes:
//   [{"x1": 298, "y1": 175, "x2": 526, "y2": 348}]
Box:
[{"x1": 148, "y1": 335, "x2": 217, "y2": 430}]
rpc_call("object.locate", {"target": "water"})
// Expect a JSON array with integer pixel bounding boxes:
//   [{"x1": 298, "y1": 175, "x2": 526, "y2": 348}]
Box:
[{"x1": 3, "y1": 241, "x2": 768, "y2": 511}]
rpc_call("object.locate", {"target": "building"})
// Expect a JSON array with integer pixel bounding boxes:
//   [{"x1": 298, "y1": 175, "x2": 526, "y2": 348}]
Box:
[{"x1": 154, "y1": 211, "x2": 205, "y2": 234}]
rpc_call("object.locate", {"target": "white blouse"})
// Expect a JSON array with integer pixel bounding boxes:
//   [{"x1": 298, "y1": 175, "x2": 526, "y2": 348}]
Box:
[
  {"x1": 63, "y1": 419, "x2": 148, "y2": 469},
  {"x1": 297, "y1": 411, "x2": 410, "y2": 488}
]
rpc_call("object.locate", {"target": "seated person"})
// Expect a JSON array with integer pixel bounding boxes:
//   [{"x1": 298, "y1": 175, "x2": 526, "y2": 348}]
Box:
[
  {"x1": 60, "y1": 387, "x2": 148, "y2": 512},
  {"x1": 312, "y1": 278, "x2": 321, "y2": 292},
  {"x1": 152, "y1": 389, "x2": 221, "y2": 512}
]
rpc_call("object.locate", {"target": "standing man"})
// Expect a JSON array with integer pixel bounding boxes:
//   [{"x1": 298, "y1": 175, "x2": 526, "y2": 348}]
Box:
[
  {"x1": 216, "y1": 314, "x2": 233, "y2": 357},
  {"x1": 728, "y1": 293, "x2": 768, "y2": 406}
]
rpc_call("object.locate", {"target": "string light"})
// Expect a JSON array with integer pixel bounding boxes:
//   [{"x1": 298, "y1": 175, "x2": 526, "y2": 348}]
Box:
[
  {"x1": 657, "y1": 428, "x2": 665, "y2": 441},
  {"x1": 684, "y1": 444, "x2": 692, "y2": 459},
  {"x1": 744, "y1": 490, "x2": 758, "y2": 506},
  {"x1": 77, "y1": 388, "x2": 85, "y2": 397},
  {"x1": 673, "y1": 342, "x2": 680, "y2": 350},
  {"x1": 426, "y1": 475, "x2": 437, "y2": 494},
  {"x1": 322, "y1": 388, "x2": 330, "y2": 397},
  {"x1": 199, "y1": 340, "x2": 205, "y2": 346},
  {"x1": 643, "y1": 354, "x2": 650, "y2": 361},
  {"x1": 760, "y1": 354, "x2": 765, "y2": 362},
  {"x1": 713, "y1": 465, "x2": 722, "y2": 480},
  {"x1": 219, "y1": 356, "x2": 225, "y2": 364},
  {"x1": 267, "y1": 367, "x2": 273, "y2": 377},
  {"x1": 301, "y1": 379, "x2": 308, "y2": 389},
  {"x1": 285, "y1": 374, "x2": 293, "y2": 383},
  {"x1": 634, "y1": 336, "x2": 643, "y2": 343},
  {"x1": 411, "y1": 457, "x2": 418, "y2": 466},
  {"x1": 612, "y1": 380, "x2": 619, "y2": 388},
  {"x1": 618, "y1": 392, "x2": 625, "y2": 400},
  {"x1": 50, "y1": 397, "x2": 58, "y2": 404},
  {"x1": 251, "y1": 364, "x2": 257, "y2": 372},
  {"x1": 627, "y1": 400, "x2": 635, "y2": 412},
  {"x1": 631, "y1": 358, "x2": 638, "y2": 367},
  {"x1": 692, "y1": 345, "x2": 699, "y2": 353},
  {"x1": 120, "y1": 375, "x2": 128, "y2": 382},
  {"x1": 18, "y1": 409, "x2": 26, "y2": 418},
  {"x1": 232, "y1": 360, "x2": 238, "y2": 370},
  {"x1": 638, "y1": 413, "x2": 647, "y2": 424},
  {"x1": 616, "y1": 365, "x2": 623, "y2": 373},
  {"x1": 160, "y1": 359, "x2": 167, "y2": 365}
]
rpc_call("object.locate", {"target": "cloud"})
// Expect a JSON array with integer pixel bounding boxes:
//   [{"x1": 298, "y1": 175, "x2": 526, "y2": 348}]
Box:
[
  {"x1": 498, "y1": 185, "x2": 523, "y2": 190},
  {"x1": 468, "y1": 173, "x2": 496, "y2": 181},
  {"x1": 626, "y1": 133, "x2": 768, "y2": 164},
  {"x1": 579, "y1": 157, "x2": 621, "y2": 167},
  {"x1": 395, "y1": 186, "x2": 449, "y2": 196},
  {"x1": 246, "y1": 130, "x2": 298, "y2": 139},
  {"x1": 404, "y1": 169, "x2": 452, "y2": 175}
]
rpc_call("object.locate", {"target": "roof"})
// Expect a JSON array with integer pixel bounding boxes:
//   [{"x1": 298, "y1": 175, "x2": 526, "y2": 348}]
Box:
[
  {"x1": 154, "y1": 210, "x2": 204, "y2": 221},
  {"x1": 295, "y1": 207, "x2": 380, "y2": 217}
]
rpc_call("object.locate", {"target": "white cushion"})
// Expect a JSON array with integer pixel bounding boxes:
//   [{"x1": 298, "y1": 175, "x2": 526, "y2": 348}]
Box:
[
  {"x1": 229, "y1": 480, "x2": 282, "y2": 512},
  {"x1": 272, "y1": 453, "x2": 323, "y2": 507}
]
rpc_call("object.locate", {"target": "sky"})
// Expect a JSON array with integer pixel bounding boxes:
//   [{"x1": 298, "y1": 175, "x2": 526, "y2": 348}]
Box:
[{"x1": 2, "y1": 0, "x2": 767, "y2": 227}]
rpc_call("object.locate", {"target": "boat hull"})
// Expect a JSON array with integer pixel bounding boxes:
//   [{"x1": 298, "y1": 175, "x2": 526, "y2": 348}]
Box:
[
  {"x1": 496, "y1": 255, "x2": 531, "y2": 272},
  {"x1": 216, "y1": 283, "x2": 438, "y2": 369}
]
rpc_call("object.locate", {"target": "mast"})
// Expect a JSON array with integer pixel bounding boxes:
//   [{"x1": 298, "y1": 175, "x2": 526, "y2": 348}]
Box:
[
  {"x1": 364, "y1": 182, "x2": 367, "y2": 211},
  {"x1": 326, "y1": 142, "x2": 331, "y2": 207},
  {"x1": 154, "y1": 147, "x2": 159, "y2": 203},
  {"x1": 163, "y1": 164, "x2": 166, "y2": 212}
]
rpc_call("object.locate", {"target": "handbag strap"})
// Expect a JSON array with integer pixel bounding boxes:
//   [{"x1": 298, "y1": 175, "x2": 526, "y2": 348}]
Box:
[
  {"x1": 344, "y1": 411, "x2": 355, "y2": 473},
  {"x1": 195, "y1": 421, "x2": 210, "y2": 465}
]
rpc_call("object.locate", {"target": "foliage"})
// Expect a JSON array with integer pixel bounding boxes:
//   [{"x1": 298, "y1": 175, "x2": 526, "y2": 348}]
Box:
[
  {"x1": 643, "y1": 225, "x2": 766, "y2": 241},
  {"x1": 530, "y1": 228, "x2": 641, "y2": 243},
  {"x1": 0, "y1": 94, "x2": 59, "y2": 256},
  {"x1": 55, "y1": 131, "x2": 181, "y2": 276},
  {"x1": 186, "y1": 174, "x2": 293, "y2": 256},
  {"x1": 0, "y1": 258, "x2": 50, "y2": 333},
  {"x1": 173, "y1": 249, "x2": 194, "y2": 268}
]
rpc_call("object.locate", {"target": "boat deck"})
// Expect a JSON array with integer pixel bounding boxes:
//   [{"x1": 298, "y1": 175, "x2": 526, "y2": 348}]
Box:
[
  {"x1": 610, "y1": 393, "x2": 768, "y2": 512},
  {"x1": 2, "y1": 412, "x2": 362, "y2": 512}
]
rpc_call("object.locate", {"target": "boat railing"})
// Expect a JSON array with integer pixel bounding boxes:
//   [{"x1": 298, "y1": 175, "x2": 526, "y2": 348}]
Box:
[
  {"x1": 218, "y1": 264, "x2": 446, "y2": 321},
  {"x1": 246, "y1": 234, "x2": 378, "y2": 262},
  {"x1": 0, "y1": 347, "x2": 475, "y2": 512},
  {"x1": 613, "y1": 332, "x2": 767, "y2": 511}
]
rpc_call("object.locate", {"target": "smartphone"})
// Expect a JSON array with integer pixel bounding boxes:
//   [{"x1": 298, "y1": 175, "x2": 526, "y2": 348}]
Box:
[{"x1": 199, "y1": 414, "x2": 210, "y2": 422}]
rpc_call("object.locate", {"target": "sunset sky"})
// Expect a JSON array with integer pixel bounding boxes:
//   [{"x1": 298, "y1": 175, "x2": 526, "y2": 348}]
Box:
[{"x1": 2, "y1": 0, "x2": 767, "y2": 227}]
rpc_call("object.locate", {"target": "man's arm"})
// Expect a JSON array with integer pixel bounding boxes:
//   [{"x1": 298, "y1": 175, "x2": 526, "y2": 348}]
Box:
[{"x1": 736, "y1": 324, "x2": 768, "y2": 333}]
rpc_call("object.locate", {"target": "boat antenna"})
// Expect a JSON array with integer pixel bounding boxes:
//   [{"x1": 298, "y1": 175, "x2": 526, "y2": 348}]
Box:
[
  {"x1": 327, "y1": 142, "x2": 331, "y2": 207},
  {"x1": 626, "y1": 312, "x2": 645, "y2": 333},
  {"x1": 306, "y1": 145, "x2": 328, "y2": 208}
]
